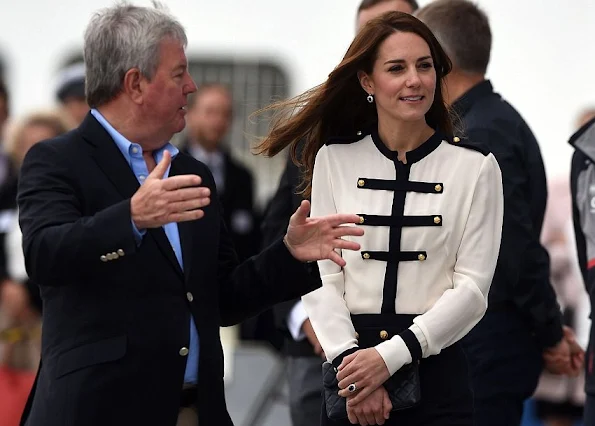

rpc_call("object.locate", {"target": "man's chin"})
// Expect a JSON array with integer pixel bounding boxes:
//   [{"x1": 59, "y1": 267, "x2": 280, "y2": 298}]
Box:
[{"x1": 174, "y1": 119, "x2": 187, "y2": 134}]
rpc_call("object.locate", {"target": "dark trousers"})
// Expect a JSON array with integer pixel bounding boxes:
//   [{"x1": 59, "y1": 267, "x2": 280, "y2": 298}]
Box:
[
  {"x1": 321, "y1": 343, "x2": 473, "y2": 426},
  {"x1": 287, "y1": 355, "x2": 324, "y2": 426},
  {"x1": 462, "y1": 310, "x2": 543, "y2": 426}
]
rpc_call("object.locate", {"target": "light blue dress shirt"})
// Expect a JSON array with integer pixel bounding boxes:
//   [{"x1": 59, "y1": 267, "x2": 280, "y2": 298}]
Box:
[{"x1": 91, "y1": 109, "x2": 200, "y2": 384}]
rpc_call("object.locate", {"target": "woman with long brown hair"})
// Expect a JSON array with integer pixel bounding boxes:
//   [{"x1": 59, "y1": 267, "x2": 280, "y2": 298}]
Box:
[{"x1": 258, "y1": 11, "x2": 504, "y2": 426}]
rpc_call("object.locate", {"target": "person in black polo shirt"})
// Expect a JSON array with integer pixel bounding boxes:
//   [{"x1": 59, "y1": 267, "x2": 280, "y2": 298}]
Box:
[{"x1": 417, "y1": 1, "x2": 583, "y2": 425}]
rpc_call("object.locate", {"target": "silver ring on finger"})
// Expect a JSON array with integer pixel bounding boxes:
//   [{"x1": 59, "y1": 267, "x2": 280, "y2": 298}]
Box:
[{"x1": 347, "y1": 383, "x2": 357, "y2": 393}]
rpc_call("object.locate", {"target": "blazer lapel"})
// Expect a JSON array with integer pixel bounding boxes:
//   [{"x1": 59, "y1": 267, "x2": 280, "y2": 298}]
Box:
[
  {"x1": 148, "y1": 227, "x2": 185, "y2": 279},
  {"x1": 170, "y1": 158, "x2": 194, "y2": 283},
  {"x1": 81, "y1": 114, "x2": 140, "y2": 200},
  {"x1": 80, "y1": 113, "x2": 184, "y2": 279}
]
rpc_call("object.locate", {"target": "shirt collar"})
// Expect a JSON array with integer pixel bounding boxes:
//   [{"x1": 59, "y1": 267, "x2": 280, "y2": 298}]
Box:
[
  {"x1": 370, "y1": 127, "x2": 444, "y2": 164},
  {"x1": 451, "y1": 79, "x2": 494, "y2": 119},
  {"x1": 90, "y1": 108, "x2": 179, "y2": 164}
]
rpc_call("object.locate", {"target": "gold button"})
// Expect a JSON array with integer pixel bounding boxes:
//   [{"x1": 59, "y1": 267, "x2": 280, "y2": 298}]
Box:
[
  {"x1": 363, "y1": 253, "x2": 370, "y2": 259},
  {"x1": 186, "y1": 292, "x2": 194, "y2": 302},
  {"x1": 355, "y1": 332, "x2": 360, "y2": 339},
  {"x1": 357, "y1": 179, "x2": 365, "y2": 187},
  {"x1": 434, "y1": 216, "x2": 441, "y2": 224},
  {"x1": 106, "y1": 253, "x2": 114, "y2": 261},
  {"x1": 453, "y1": 136, "x2": 461, "y2": 143},
  {"x1": 380, "y1": 330, "x2": 389, "y2": 340},
  {"x1": 435, "y1": 184, "x2": 442, "y2": 192},
  {"x1": 111, "y1": 252, "x2": 119, "y2": 259},
  {"x1": 100, "y1": 255, "x2": 108, "y2": 262},
  {"x1": 179, "y1": 347, "x2": 189, "y2": 356},
  {"x1": 359, "y1": 216, "x2": 365, "y2": 224},
  {"x1": 418, "y1": 254, "x2": 426, "y2": 261},
  {"x1": 117, "y1": 249, "x2": 125, "y2": 257},
  {"x1": 357, "y1": 131, "x2": 362, "y2": 136}
]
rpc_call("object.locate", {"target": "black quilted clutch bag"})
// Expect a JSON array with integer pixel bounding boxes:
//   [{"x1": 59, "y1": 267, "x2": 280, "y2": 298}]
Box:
[{"x1": 322, "y1": 360, "x2": 421, "y2": 420}]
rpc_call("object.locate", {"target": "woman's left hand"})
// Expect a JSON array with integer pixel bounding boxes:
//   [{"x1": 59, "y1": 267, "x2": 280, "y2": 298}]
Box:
[{"x1": 337, "y1": 348, "x2": 390, "y2": 405}]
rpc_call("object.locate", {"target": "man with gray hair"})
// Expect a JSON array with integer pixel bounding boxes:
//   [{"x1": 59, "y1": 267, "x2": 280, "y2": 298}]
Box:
[
  {"x1": 417, "y1": 1, "x2": 583, "y2": 425},
  {"x1": 16, "y1": 3, "x2": 364, "y2": 426}
]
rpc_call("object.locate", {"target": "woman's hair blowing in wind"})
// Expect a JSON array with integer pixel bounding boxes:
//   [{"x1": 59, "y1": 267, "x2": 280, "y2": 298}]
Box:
[{"x1": 254, "y1": 11, "x2": 453, "y2": 197}]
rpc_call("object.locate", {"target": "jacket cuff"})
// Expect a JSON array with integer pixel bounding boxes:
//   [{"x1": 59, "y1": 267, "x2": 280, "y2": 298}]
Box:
[
  {"x1": 331, "y1": 347, "x2": 359, "y2": 369},
  {"x1": 287, "y1": 301, "x2": 308, "y2": 341},
  {"x1": 375, "y1": 335, "x2": 411, "y2": 376},
  {"x1": 399, "y1": 328, "x2": 423, "y2": 362},
  {"x1": 97, "y1": 199, "x2": 139, "y2": 257},
  {"x1": 374, "y1": 324, "x2": 427, "y2": 376},
  {"x1": 131, "y1": 219, "x2": 146, "y2": 246}
]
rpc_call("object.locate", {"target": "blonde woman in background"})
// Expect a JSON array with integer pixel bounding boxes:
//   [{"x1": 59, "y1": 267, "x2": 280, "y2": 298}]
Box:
[{"x1": 0, "y1": 110, "x2": 69, "y2": 426}]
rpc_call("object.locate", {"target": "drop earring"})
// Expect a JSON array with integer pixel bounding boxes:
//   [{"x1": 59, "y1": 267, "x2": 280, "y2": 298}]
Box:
[{"x1": 367, "y1": 94, "x2": 374, "y2": 103}]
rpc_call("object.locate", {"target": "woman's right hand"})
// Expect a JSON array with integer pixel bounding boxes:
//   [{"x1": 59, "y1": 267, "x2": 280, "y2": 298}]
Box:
[
  {"x1": 347, "y1": 385, "x2": 391, "y2": 425},
  {"x1": 337, "y1": 348, "x2": 390, "y2": 404}
]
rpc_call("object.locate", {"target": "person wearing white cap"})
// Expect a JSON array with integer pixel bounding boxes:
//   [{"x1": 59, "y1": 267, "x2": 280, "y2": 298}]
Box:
[{"x1": 55, "y1": 62, "x2": 89, "y2": 127}]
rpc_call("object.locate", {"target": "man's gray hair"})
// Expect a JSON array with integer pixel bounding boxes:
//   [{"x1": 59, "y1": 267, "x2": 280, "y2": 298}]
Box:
[{"x1": 84, "y1": 2, "x2": 187, "y2": 108}]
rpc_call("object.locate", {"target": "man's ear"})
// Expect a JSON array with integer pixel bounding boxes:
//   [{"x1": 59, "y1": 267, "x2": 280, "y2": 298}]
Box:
[
  {"x1": 357, "y1": 70, "x2": 374, "y2": 96},
  {"x1": 122, "y1": 68, "x2": 144, "y2": 105}
]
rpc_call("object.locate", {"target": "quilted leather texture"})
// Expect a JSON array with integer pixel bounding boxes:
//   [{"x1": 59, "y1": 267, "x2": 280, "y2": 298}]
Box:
[{"x1": 322, "y1": 361, "x2": 421, "y2": 420}]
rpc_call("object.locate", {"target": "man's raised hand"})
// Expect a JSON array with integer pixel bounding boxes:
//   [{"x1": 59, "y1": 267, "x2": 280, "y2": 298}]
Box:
[
  {"x1": 131, "y1": 150, "x2": 211, "y2": 229},
  {"x1": 283, "y1": 200, "x2": 364, "y2": 266}
]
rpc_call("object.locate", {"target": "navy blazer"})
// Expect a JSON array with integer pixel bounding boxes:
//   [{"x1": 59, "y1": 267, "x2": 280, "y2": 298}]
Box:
[
  {"x1": 17, "y1": 113, "x2": 320, "y2": 426},
  {"x1": 453, "y1": 80, "x2": 562, "y2": 348}
]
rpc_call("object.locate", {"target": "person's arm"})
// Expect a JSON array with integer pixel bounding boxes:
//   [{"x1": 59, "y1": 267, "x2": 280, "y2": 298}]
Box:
[
  {"x1": 374, "y1": 153, "x2": 504, "y2": 374},
  {"x1": 18, "y1": 141, "x2": 139, "y2": 286},
  {"x1": 468, "y1": 128, "x2": 564, "y2": 349},
  {"x1": 302, "y1": 145, "x2": 359, "y2": 367},
  {"x1": 263, "y1": 153, "x2": 317, "y2": 341},
  {"x1": 286, "y1": 301, "x2": 308, "y2": 341},
  {"x1": 521, "y1": 126, "x2": 548, "y2": 238},
  {"x1": 215, "y1": 155, "x2": 323, "y2": 326},
  {"x1": 217, "y1": 230, "x2": 321, "y2": 327}
]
